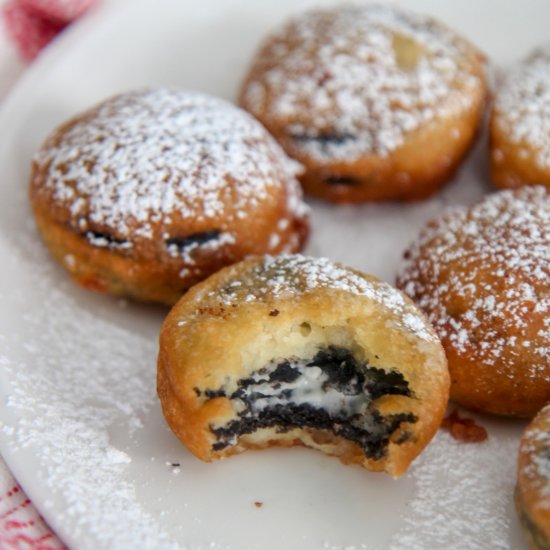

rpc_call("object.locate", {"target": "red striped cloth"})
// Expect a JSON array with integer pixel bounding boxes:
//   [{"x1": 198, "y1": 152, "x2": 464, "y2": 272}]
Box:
[
  {"x1": 0, "y1": 458, "x2": 64, "y2": 549},
  {"x1": 2, "y1": 0, "x2": 97, "y2": 59}
]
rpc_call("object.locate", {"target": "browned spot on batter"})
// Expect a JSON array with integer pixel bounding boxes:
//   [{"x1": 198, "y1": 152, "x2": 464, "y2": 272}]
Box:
[
  {"x1": 441, "y1": 409, "x2": 488, "y2": 443},
  {"x1": 77, "y1": 276, "x2": 107, "y2": 293}
]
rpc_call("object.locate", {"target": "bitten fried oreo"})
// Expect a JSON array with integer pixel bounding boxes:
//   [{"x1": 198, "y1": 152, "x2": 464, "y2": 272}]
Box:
[
  {"x1": 239, "y1": 4, "x2": 487, "y2": 203},
  {"x1": 397, "y1": 186, "x2": 550, "y2": 417},
  {"x1": 30, "y1": 88, "x2": 309, "y2": 305},
  {"x1": 158, "y1": 255, "x2": 449, "y2": 477},
  {"x1": 491, "y1": 46, "x2": 550, "y2": 192},
  {"x1": 516, "y1": 404, "x2": 550, "y2": 550}
]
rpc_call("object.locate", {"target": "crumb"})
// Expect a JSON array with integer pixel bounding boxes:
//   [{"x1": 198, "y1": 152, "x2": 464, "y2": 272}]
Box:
[
  {"x1": 254, "y1": 501, "x2": 263, "y2": 508},
  {"x1": 269, "y1": 309, "x2": 280, "y2": 317},
  {"x1": 441, "y1": 409, "x2": 488, "y2": 443}
]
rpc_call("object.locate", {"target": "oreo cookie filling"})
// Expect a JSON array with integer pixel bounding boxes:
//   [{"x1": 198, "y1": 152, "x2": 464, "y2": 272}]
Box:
[
  {"x1": 166, "y1": 230, "x2": 222, "y2": 253},
  {"x1": 84, "y1": 230, "x2": 132, "y2": 251},
  {"x1": 166, "y1": 230, "x2": 236, "y2": 262},
  {"x1": 201, "y1": 346, "x2": 417, "y2": 460},
  {"x1": 290, "y1": 132, "x2": 360, "y2": 159},
  {"x1": 324, "y1": 175, "x2": 362, "y2": 186}
]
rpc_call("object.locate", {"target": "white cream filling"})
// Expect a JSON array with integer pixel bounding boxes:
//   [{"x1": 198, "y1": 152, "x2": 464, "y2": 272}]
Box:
[{"x1": 240, "y1": 359, "x2": 371, "y2": 417}]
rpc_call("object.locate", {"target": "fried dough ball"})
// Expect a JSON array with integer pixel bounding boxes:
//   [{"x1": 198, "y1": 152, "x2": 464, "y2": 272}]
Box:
[
  {"x1": 240, "y1": 4, "x2": 487, "y2": 203},
  {"x1": 397, "y1": 187, "x2": 550, "y2": 417},
  {"x1": 30, "y1": 88, "x2": 309, "y2": 304}
]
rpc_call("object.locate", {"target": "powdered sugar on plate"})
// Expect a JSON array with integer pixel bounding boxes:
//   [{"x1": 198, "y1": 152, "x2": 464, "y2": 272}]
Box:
[
  {"x1": 0, "y1": 238, "x2": 178, "y2": 548},
  {"x1": 241, "y1": 4, "x2": 484, "y2": 161},
  {"x1": 0, "y1": 227, "x2": 177, "y2": 549},
  {"x1": 386, "y1": 429, "x2": 520, "y2": 550}
]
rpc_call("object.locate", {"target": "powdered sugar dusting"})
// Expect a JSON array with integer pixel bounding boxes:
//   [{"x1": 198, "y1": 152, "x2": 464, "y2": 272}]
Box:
[
  {"x1": 386, "y1": 430, "x2": 520, "y2": 549},
  {"x1": 209, "y1": 254, "x2": 436, "y2": 342},
  {"x1": 242, "y1": 4, "x2": 484, "y2": 161},
  {"x1": 318, "y1": 424, "x2": 523, "y2": 550},
  {"x1": 32, "y1": 88, "x2": 305, "y2": 242},
  {"x1": 398, "y1": 186, "x2": 550, "y2": 375},
  {"x1": 0, "y1": 248, "x2": 177, "y2": 547},
  {"x1": 494, "y1": 45, "x2": 550, "y2": 169}
]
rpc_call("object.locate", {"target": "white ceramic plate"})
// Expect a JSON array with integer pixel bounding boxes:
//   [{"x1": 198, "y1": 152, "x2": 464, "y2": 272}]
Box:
[{"x1": 0, "y1": 0, "x2": 545, "y2": 548}]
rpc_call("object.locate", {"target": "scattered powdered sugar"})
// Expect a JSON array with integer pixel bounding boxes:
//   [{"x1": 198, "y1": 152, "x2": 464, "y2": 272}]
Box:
[
  {"x1": 242, "y1": 4, "x2": 484, "y2": 161},
  {"x1": 316, "y1": 425, "x2": 523, "y2": 550},
  {"x1": 208, "y1": 254, "x2": 436, "y2": 342},
  {"x1": 0, "y1": 244, "x2": 178, "y2": 548},
  {"x1": 386, "y1": 430, "x2": 520, "y2": 550},
  {"x1": 323, "y1": 544, "x2": 369, "y2": 550},
  {"x1": 33, "y1": 88, "x2": 305, "y2": 242},
  {"x1": 494, "y1": 45, "x2": 550, "y2": 169},
  {"x1": 397, "y1": 186, "x2": 550, "y2": 374}
]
